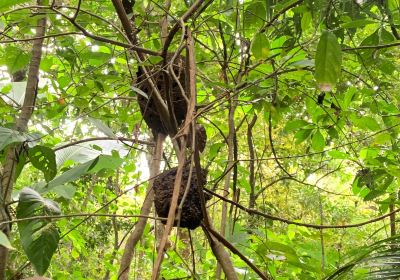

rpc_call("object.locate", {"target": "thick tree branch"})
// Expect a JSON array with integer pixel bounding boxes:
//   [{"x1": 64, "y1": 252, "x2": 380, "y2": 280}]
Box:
[
  {"x1": 0, "y1": 2, "x2": 47, "y2": 278},
  {"x1": 206, "y1": 189, "x2": 400, "y2": 230},
  {"x1": 117, "y1": 134, "x2": 164, "y2": 280}
]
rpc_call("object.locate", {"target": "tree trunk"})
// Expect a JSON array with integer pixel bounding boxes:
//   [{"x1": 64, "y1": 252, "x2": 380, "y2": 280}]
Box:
[
  {"x1": 247, "y1": 115, "x2": 257, "y2": 209},
  {"x1": 0, "y1": 3, "x2": 46, "y2": 278},
  {"x1": 117, "y1": 134, "x2": 164, "y2": 280},
  {"x1": 216, "y1": 96, "x2": 236, "y2": 279}
]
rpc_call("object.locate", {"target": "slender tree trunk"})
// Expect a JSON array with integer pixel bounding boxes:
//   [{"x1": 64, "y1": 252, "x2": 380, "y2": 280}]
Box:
[
  {"x1": 117, "y1": 134, "x2": 164, "y2": 280},
  {"x1": 0, "y1": 3, "x2": 46, "y2": 278},
  {"x1": 103, "y1": 173, "x2": 120, "y2": 280},
  {"x1": 319, "y1": 191, "x2": 325, "y2": 274},
  {"x1": 389, "y1": 194, "x2": 396, "y2": 237},
  {"x1": 216, "y1": 97, "x2": 236, "y2": 279},
  {"x1": 247, "y1": 115, "x2": 257, "y2": 209},
  {"x1": 203, "y1": 226, "x2": 238, "y2": 280}
]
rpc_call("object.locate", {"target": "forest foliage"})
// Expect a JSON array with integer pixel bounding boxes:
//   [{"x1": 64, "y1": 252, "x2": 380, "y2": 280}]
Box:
[{"x1": 0, "y1": 0, "x2": 400, "y2": 279}]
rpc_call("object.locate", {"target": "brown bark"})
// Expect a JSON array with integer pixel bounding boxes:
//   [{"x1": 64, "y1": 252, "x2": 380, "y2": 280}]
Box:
[
  {"x1": 207, "y1": 226, "x2": 269, "y2": 280},
  {"x1": 390, "y1": 201, "x2": 396, "y2": 237},
  {"x1": 103, "y1": 173, "x2": 120, "y2": 280},
  {"x1": 152, "y1": 143, "x2": 187, "y2": 280},
  {"x1": 0, "y1": 2, "x2": 46, "y2": 278},
  {"x1": 202, "y1": 226, "x2": 238, "y2": 280},
  {"x1": 247, "y1": 115, "x2": 257, "y2": 209},
  {"x1": 117, "y1": 134, "x2": 164, "y2": 280},
  {"x1": 185, "y1": 28, "x2": 238, "y2": 279},
  {"x1": 110, "y1": 0, "x2": 174, "y2": 135},
  {"x1": 216, "y1": 95, "x2": 236, "y2": 279}
]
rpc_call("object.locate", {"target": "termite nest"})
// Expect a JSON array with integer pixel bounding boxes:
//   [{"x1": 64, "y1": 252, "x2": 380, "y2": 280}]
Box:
[
  {"x1": 153, "y1": 162, "x2": 210, "y2": 230},
  {"x1": 136, "y1": 55, "x2": 187, "y2": 136},
  {"x1": 136, "y1": 55, "x2": 209, "y2": 229}
]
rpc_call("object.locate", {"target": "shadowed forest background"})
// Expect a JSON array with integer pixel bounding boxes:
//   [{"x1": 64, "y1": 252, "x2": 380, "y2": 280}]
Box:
[{"x1": 1, "y1": 0, "x2": 400, "y2": 279}]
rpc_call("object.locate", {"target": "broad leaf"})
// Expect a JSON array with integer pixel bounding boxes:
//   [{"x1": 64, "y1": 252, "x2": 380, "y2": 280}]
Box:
[
  {"x1": 0, "y1": 81, "x2": 27, "y2": 106},
  {"x1": 0, "y1": 127, "x2": 27, "y2": 151},
  {"x1": 0, "y1": 231, "x2": 14, "y2": 250},
  {"x1": 251, "y1": 33, "x2": 270, "y2": 60},
  {"x1": 55, "y1": 139, "x2": 128, "y2": 167},
  {"x1": 315, "y1": 31, "x2": 342, "y2": 91},
  {"x1": 284, "y1": 120, "x2": 310, "y2": 132},
  {"x1": 48, "y1": 155, "x2": 123, "y2": 189},
  {"x1": 294, "y1": 129, "x2": 312, "y2": 144},
  {"x1": 47, "y1": 157, "x2": 99, "y2": 189},
  {"x1": 311, "y1": 130, "x2": 325, "y2": 151},
  {"x1": 352, "y1": 116, "x2": 380, "y2": 131},
  {"x1": 29, "y1": 146, "x2": 57, "y2": 182},
  {"x1": 2, "y1": 46, "x2": 30, "y2": 74},
  {"x1": 17, "y1": 188, "x2": 61, "y2": 275},
  {"x1": 89, "y1": 117, "x2": 115, "y2": 137},
  {"x1": 328, "y1": 150, "x2": 349, "y2": 159},
  {"x1": 341, "y1": 19, "x2": 375, "y2": 29},
  {"x1": 87, "y1": 155, "x2": 124, "y2": 173},
  {"x1": 51, "y1": 184, "x2": 77, "y2": 200},
  {"x1": 0, "y1": 0, "x2": 31, "y2": 11}
]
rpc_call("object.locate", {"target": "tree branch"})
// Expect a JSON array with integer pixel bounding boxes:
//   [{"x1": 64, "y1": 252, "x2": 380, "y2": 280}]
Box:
[{"x1": 0, "y1": 2, "x2": 47, "y2": 278}]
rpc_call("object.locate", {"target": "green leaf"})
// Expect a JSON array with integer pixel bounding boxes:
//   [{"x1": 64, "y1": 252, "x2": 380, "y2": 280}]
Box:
[
  {"x1": 47, "y1": 157, "x2": 98, "y2": 189},
  {"x1": 389, "y1": 0, "x2": 400, "y2": 25},
  {"x1": 51, "y1": 184, "x2": 77, "y2": 200},
  {"x1": 284, "y1": 120, "x2": 310, "y2": 132},
  {"x1": 89, "y1": 118, "x2": 115, "y2": 137},
  {"x1": 47, "y1": 155, "x2": 123, "y2": 189},
  {"x1": 17, "y1": 188, "x2": 60, "y2": 275},
  {"x1": 244, "y1": 1, "x2": 266, "y2": 27},
  {"x1": 340, "y1": 19, "x2": 375, "y2": 29},
  {"x1": 328, "y1": 150, "x2": 349, "y2": 159},
  {"x1": 0, "y1": 126, "x2": 28, "y2": 151},
  {"x1": 258, "y1": 241, "x2": 298, "y2": 258},
  {"x1": 301, "y1": 11, "x2": 312, "y2": 31},
  {"x1": 352, "y1": 116, "x2": 380, "y2": 131},
  {"x1": 294, "y1": 129, "x2": 313, "y2": 144},
  {"x1": 29, "y1": 146, "x2": 57, "y2": 182},
  {"x1": 251, "y1": 33, "x2": 270, "y2": 60},
  {"x1": 315, "y1": 31, "x2": 342, "y2": 91},
  {"x1": 311, "y1": 130, "x2": 325, "y2": 151},
  {"x1": 0, "y1": 0, "x2": 31, "y2": 11},
  {"x1": 87, "y1": 155, "x2": 124, "y2": 173},
  {"x1": 0, "y1": 231, "x2": 14, "y2": 250},
  {"x1": 1, "y1": 46, "x2": 30, "y2": 74}
]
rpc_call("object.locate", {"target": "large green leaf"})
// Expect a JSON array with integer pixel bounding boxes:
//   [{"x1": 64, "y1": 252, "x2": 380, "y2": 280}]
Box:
[
  {"x1": 47, "y1": 155, "x2": 123, "y2": 189},
  {"x1": 315, "y1": 31, "x2": 342, "y2": 91},
  {"x1": 311, "y1": 130, "x2": 325, "y2": 151},
  {"x1": 0, "y1": 0, "x2": 31, "y2": 11},
  {"x1": 0, "y1": 127, "x2": 28, "y2": 151},
  {"x1": 89, "y1": 117, "x2": 115, "y2": 137},
  {"x1": 251, "y1": 33, "x2": 270, "y2": 60},
  {"x1": 47, "y1": 157, "x2": 98, "y2": 189},
  {"x1": 17, "y1": 188, "x2": 61, "y2": 275},
  {"x1": 284, "y1": 120, "x2": 311, "y2": 132},
  {"x1": 1, "y1": 46, "x2": 30, "y2": 74},
  {"x1": 327, "y1": 235, "x2": 400, "y2": 280},
  {"x1": 29, "y1": 146, "x2": 57, "y2": 182},
  {"x1": 88, "y1": 154, "x2": 124, "y2": 173},
  {"x1": 352, "y1": 116, "x2": 380, "y2": 131},
  {"x1": 0, "y1": 231, "x2": 14, "y2": 250}
]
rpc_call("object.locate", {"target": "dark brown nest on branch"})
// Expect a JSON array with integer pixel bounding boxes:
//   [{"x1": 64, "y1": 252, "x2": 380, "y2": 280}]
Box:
[
  {"x1": 153, "y1": 162, "x2": 210, "y2": 230},
  {"x1": 187, "y1": 124, "x2": 207, "y2": 153},
  {"x1": 136, "y1": 55, "x2": 187, "y2": 135}
]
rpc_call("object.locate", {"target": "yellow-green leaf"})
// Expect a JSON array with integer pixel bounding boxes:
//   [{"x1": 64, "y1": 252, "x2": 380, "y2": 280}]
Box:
[
  {"x1": 315, "y1": 31, "x2": 342, "y2": 91},
  {"x1": 251, "y1": 33, "x2": 270, "y2": 60}
]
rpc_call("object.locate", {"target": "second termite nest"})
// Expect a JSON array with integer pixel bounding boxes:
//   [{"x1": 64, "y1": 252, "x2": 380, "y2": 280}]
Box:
[{"x1": 153, "y1": 162, "x2": 210, "y2": 230}]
